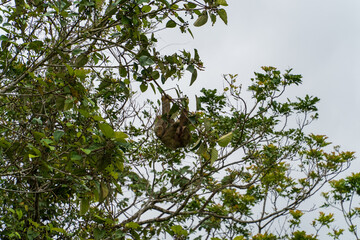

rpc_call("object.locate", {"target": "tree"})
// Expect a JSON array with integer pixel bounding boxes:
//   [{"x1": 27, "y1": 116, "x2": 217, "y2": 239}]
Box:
[{"x1": 0, "y1": 0, "x2": 357, "y2": 239}]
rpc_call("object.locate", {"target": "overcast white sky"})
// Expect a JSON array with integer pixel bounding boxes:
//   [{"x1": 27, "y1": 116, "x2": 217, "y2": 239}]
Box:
[
  {"x1": 155, "y1": 0, "x2": 360, "y2": 235},
  {"x1": 157, "y1": 0, "x2": 360, "y2": 166}
]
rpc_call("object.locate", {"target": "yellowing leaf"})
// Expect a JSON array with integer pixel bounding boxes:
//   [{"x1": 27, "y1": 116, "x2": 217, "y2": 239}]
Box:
[{"x1": 217, "y1": 132, "x2": 233, "y2": 147}]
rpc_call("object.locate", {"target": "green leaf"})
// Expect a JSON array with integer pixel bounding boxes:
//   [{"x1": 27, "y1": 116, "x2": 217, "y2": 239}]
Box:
[
  {"x1": 64, "y1": 98, "x2": 73, "y2": 111},
  {"x1": 75, "y1": 69, "x2": 87, "y2": 79},
  {"x1": 233, "y1": 237, "x2": 245, "y2": 240},
  {"x1": 196, "y1": 143, "x2": 207, "y2": 156},
  {"x1": 16, "y1": 209, "x2": 23, "y2": 220},
  {"x1": 166, "y1": 20, "x2": 177, "y2": 28},
  {"x1": 41, "y1": 138, "x2": 53, "y2": 145},
  {"x1": 218, "y1": 9, "x2": 228, "y2": 25},
  {"x1": 194, "y1": 12, "x2": 208, "y2": 27},
  {"x1": 70, "y1": 153, "x2": 82, "y2": 161},
  {"x1": 53, "y1": 130, "x2": 65, "y2": 142},
  {"x1": 195, "y1": 95, "x2": 202, "y2": 110},
  {"x1": 74, "y1": 53, "x2": 89, "y2": 67},
  {"x1": 204, "y1": 119, "x2": 211, "y2": 132},
  {"x1": 210, "y1": 148, "x2": 218, "y2": 165},
  {"x1": 190, "y1": 138, "x2": 202, "y2": 151},
  {"x1": 114, "y1": 158, "x2": 124, "y2": 171},
  {"x1": 139, "y1": 55, "x2": 154, "y2": 66},
  {"x1": 114, "y1": 131, "x2": 128, "y2": 141},
  {"x1": 125, "y1": 222, "x2": 140, "y2": 229},
  {"x1": 80, "y1": 198, "x2": 90, "y2": 215},
  {"x1": 100, "y1": 182, "x2": 109, "y2": 201},
  {"x1": 65, "y1": 63, "x2": 74, "y2": 75},
  {"x1": 80, "y1": 148, "x2": 92, "y2": 155},
  {"x1": 93, "y1": 115, "x2": 105, "y2": 122},
  {"x1": 194, "y1": 49, "x2": 200, "y2": 61},
  {"x1": 216, "y1": 0, "x2": 228, "y2": 6},
  {"x1": 171, "y1": 225, "x2": 188, "y2": 236},
  {"x1": 140, "y1": 82, "x2": 148, "y2": 92},
  {"x1": 27, "y1": 229, "x2": 40, "y2": 240},
  {"x1": 190, "y1": 68, "x2": 197, "y2": 86},
  {"x1": 27, "y1": 40, "x2": 44, "y2": 52},
  {"x1": 150, "y1": 82, "x2": 156, "y2": 94},
  {"x1": 0, "y1": 35, "x2": 9, "y2": 41},
  {"x1": 119, "y1": 66, "x2": 127, "y2": 77},
  {"x1": 151, "y1": 70, "x2": 160, "y2": 79},
  {"x1": 51, "y1": 227, "x2": 66, "y2": 234},
  {"x1": 187, "y1": 2, "x2": 196, "y2": 8},
  {"x1": 99, "y1": 123, "x2": 115, "y2": 138},
  {"x1": 217, "y1": 132, "x2": 233, "y2": 147},
  {"x1": 186, "y1": 64, "x2": 195, "y2": 73},
  {"x1": 94, "y1": 228, "x2": 106, "y2": 240},
  {"x1": 210, "y1": 13, "x2": 216, "y2": 25},
  {"x1": 55, "y1": 96, "x2": 65, "y2": 110},
  {"x1": 141, "y1": 5, "x2": 151, "y2": 13},
  {"x1": 72, "y1": 48, "x2": 84, "y2": 56}
]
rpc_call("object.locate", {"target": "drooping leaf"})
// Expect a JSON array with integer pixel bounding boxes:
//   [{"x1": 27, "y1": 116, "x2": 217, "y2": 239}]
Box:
[
  {"x1": 98, "y1": 123, "x2": 115, "y2": 138},
  {"x1": 100, "y1": 182, "x2": 109, "y2": 202},
  {"x1": 210, "y1": 148, "x2": 218, "y2": 165},
  {"x1": 217, "y1": 132, "x2": 233, "y2": 147},
  {"x1": 190, "y1": 68, "x2": 197, "y2": 86},
  {"x1": 194, "y1": 12, "x2": 208, "y2": 27},
  {"x1": 210, "y1": 13, "x2": 216, "y2": 25},
  {"x1": 218, "y1": 9, "x2": 228, "y2": 25},
  {"x1": 80, "y1": 198, "x2": 90, "y2": 215}
]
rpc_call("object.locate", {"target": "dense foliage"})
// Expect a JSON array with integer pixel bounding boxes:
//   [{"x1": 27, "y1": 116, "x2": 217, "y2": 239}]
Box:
[{"x1": 0, "y1": 0, "x2": 358, "y2": 239}]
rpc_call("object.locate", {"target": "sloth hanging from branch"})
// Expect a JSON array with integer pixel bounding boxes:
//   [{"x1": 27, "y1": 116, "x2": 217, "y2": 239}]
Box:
[{"x1": 154, "y1": 94, "x2": 192, "y2": 149}]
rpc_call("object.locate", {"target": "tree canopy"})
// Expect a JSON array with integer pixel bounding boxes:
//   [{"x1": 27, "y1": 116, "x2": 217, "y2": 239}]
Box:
[{"x1": 0, "y1": 0, "x2": 358, "y2": 239}]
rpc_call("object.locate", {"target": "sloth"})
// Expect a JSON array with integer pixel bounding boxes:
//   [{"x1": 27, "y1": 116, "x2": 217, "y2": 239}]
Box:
[{"x1": 154, "y1": 95, "x2": 191, "y2": 149}]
